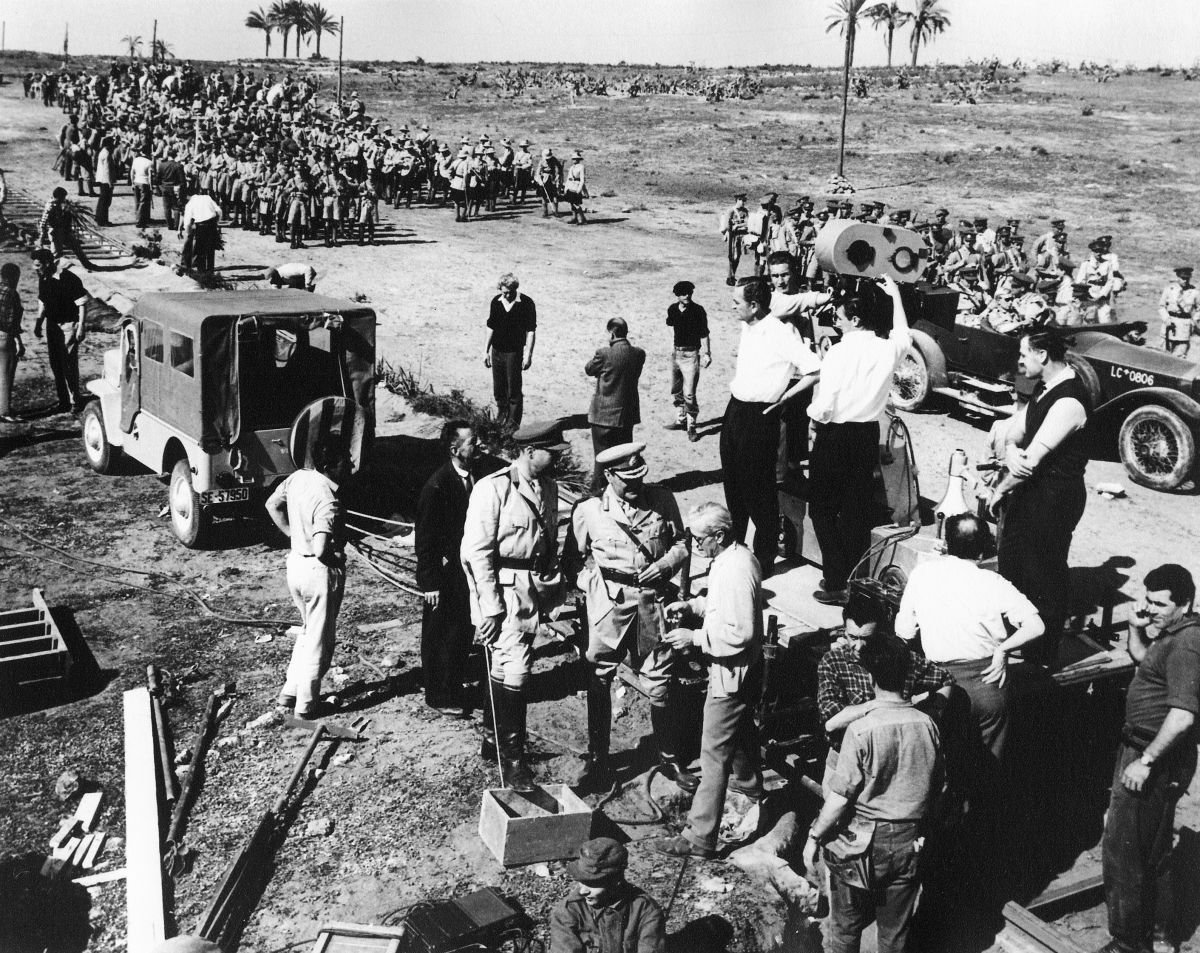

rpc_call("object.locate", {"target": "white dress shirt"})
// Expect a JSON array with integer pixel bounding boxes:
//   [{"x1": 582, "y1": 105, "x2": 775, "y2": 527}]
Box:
[
  {"x1": 894, "y1": 555, "x2": 1040, "y2": 663},
  {"x1": 130, "y1": 155, "x2": 154, "y2": 185},
  {"x1": 686, "y1": 542, "x2": 763, "y2": 697},
  {"x1": 180, "y1": 194, "x2": 222, "y2": 230},
  {"x1": 808, "y1": 323, "x2": 911, "y2": 424},
  {"x1": 729, "y1": 315, "x2": 821, "y2": 403}
]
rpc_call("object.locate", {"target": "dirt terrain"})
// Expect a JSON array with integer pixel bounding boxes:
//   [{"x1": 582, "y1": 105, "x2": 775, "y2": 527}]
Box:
[{"x1": 2, "y1": 56, "x2": 1200, "y2": 953}]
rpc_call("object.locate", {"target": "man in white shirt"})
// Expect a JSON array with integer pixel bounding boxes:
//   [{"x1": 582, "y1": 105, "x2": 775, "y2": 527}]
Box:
[
  {"x1": 719, "y1": 276, "x2": 821, "y2": 574},
  {"x1": 129, "y1": 147, "x2": 154, "y2": 228},
  {"x1": 653, "y1": 502, "x2": 764, "y2": 859},
  {"x1": 266, "y1": 262, "x2": 318, "y2": 292},
  {"x1": 895, "y1": 513, "x2": 1044, "y2": 762},
  {"x1": 179, "y1": 192, "x2": 223, "y2": 274},
  {"x1": 808, "y1": 275, "x2": 911, "y2": 604}
]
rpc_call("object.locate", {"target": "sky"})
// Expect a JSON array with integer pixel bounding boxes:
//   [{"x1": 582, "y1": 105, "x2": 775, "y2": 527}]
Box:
[{"x1": 2, "y1": 0, "x2": 1199, "y2": 69}]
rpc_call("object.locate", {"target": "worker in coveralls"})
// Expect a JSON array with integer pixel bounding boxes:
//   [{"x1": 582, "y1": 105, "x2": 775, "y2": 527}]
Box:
[
  {"x1": 265, "y1": 435, "x2": 350, "y2": 719},
  {"x1": 563, "y1": 443, "x2": 697, "y2": 795},
  {"x1": 461, "y1": 419, "x2": 567, "y2": 792}
]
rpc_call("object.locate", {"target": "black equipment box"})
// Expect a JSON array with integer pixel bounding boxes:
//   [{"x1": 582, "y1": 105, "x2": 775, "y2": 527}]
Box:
[{"x1": 402, "y1": 887, "x2": 530, "y2": 953}]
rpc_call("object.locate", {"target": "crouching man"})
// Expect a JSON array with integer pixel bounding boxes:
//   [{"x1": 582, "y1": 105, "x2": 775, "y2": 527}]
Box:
[{"x1": 550, "y1": 837, "x2": 664, "y2": 953}]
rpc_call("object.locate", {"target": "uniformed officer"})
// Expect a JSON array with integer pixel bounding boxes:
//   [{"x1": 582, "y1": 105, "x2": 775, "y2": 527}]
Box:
[
  {"x1": 563, "y1": 443, "x2": 696, "y2": 795},
  {"x1": 1160, "y1": 265, "x2": 1199, "y2": 357},
  {"x1": 720, "y1": 192, "x2": 750, "y2": 285},
  {"x1": 461, "y1": 419, "x2": 567, "y2": 792}
]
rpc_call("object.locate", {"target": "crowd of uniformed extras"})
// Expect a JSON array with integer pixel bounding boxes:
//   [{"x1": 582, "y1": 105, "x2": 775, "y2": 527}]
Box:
[
  {"x1": 720, "y1": 190, "x2": 1200, "y2": 355},
  {"x1": 14, "y1": 60, "x2": 1198, "y2": 953}
]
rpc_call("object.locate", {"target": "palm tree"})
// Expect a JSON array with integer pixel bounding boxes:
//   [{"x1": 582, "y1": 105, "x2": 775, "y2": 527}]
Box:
[
  {"x1": 866, "y1": 2, "x2": 911, "y2": 68},
  {"x1": 121, "y1": 34, "x2": 143, "y2": 60},
  {"x1": 304, "y1": 2, "x2": 339, "y2": 58},
  {"x1": 152, "y1": 38, "x2": 175, "y2": 61},
  {"x1": 245, "y1": 6, "x2": 273, "y2": 58},
  {"x1": 284, "y1": 0, "x2": 309, "y2": 56},
  {"x1": 826, "y1": 0, "x2": 870, "y2": 177},
  {"x1": 908, "y1": 0, "x2": 951, "y2": 67},
  {"x1": 268, "y1": 1, "x2": 292, "y2": 57}
]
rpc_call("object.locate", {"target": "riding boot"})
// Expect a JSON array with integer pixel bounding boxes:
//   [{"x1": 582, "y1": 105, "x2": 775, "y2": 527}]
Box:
[
  {"x1": 496, "y1": 684, "x2": 535, "y2": 792},
  {"x1": 479, "y1": 677, "x2": 503, "y2": 763},
  {"x1": 576, "y1": 673, "x2": 613, "y2": 794},
  {"x1": 652, "y1": 704, "x2": 699, "y2": 792},
  {"x1": 357, "y1": 223, "x2": 366, "y2": 246}
]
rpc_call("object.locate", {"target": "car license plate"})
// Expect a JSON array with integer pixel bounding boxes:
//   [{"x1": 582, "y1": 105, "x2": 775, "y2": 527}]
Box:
[{"x1": 201, "y1": 487, "x2": 251, "y2": 505}]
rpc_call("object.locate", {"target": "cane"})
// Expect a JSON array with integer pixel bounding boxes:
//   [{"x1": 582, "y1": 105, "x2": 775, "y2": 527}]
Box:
[{"x1": 484, "y1": 645, "x2": 507, "y2": 789}]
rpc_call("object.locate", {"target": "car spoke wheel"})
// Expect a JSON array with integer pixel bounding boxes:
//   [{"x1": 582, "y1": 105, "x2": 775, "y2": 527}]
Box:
[
  {"x1": 1118, "y1": 405, "x2": 1197, "y2": 491},
  {"x1": 891, "y1": 347, "x2": 931, "y2": 412},
  {"x1": 81, "y1": 401, "x2": 118, "y2": 474},
  {"x1": 169, "y1": 458, "x2": 211, "y2": 548}
]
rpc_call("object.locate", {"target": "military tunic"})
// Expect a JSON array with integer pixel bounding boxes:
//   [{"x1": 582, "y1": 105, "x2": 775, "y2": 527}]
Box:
[{"x1": 1160, "y1": 280, "x2": 1200, "y2": 357}]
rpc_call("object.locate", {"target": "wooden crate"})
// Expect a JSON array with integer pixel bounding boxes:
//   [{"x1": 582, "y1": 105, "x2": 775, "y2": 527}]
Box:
[
  {"x1": 310, "y1": 922, "x2": 408, "y2": 953},
  {"x1": 0, "y1": 589, "x2": 72, "y2": 689},
  {"x1": 479, "y1": 784, "x2": 594, "y2": 867}
]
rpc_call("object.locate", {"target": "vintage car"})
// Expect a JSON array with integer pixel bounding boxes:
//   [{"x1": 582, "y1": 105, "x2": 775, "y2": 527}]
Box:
[
  {"x1": 81, "y1": 290, "x2": 376, "y2": 546},
  {"x1": 890, "y1": 285, "x2": 1200, "y2": 490}
]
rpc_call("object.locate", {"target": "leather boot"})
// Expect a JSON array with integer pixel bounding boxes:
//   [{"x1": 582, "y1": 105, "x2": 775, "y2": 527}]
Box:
[
  {"x1": 497, "y1": 684, "x2": 535, "y2": 792},
  {"x1": 652, "y1": 705, "x2": 699, "y2": 793},
  {"x1": 479, "y1": 678, "x2": 503, "y2": 764},
  {"x1": 576, "y1": 674, "x2": 614, "y2": 794}
]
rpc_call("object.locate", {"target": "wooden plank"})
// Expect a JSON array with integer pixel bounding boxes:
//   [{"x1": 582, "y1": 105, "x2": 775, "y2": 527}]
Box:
[
  {"x1": 75, "y1": 791, "x2": 104, "y2": 831},
  {"x1": 70, "y1": 833, "x2": 95, "y2": 867},
  {"x1": 1002, "y1": 901, "x2": 1089, "y2": 953},
  {"x1": 50, "y1": 817, "x2": 81, "y2": 849},
  {"x1": 124, "y1": 687, "x2": 167, "y2": 953},
  {"x1": 74, "y1": 867, "x2": 127, "y2": 887},
  {"x1": 0, "y1": 620, "x2": 50, "y2": 640},
  {"x1": 54, "y1": 835, "x2": 82, "y2": 861},
  {"x1": 82, "y1": 831, "x2": 107, "y2": 869},
  {"x1": 0, "y1": 608, "x2": 43, "y2": 627},
  {"x1": 1026, "y1": 872, "x2": 1104, "y2": 913}
]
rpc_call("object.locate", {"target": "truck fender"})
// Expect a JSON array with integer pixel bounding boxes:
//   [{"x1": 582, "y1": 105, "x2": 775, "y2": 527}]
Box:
[
  {"x1": 1095, "y1": 387, "x2": 1200, "y2": 432},
  {"x1": 909, "y1": 327, "x2": 949, "y2": 390}
]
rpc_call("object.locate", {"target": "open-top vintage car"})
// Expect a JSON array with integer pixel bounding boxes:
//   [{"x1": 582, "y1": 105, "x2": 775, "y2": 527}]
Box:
[
  {"x1": 891, "y1": 285, "x2": 1200, "y2": 490},
  {"x1": 81, "y1": 290, "x2": 376, "y2": 546}
]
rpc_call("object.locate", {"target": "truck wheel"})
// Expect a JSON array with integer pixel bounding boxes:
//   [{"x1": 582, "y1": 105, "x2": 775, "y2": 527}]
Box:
[
  {"x1": 81, "y1": 401, "x2": 119, "y2": 474},
  {"x1": 169, "y1": 458, "x2": 211, "y2": 548},
  {"x1": 892, "y1": 345, "x2": 931, "y2": 412},
  {"x1": 1119, "y1": 405, "x2": 1197, "y2": 491}
]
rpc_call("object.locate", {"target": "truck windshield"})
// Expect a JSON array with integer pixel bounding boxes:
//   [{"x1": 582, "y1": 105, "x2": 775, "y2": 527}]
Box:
[{"x1": 237, "y1": 319, "x2": 344, "y2": 431}]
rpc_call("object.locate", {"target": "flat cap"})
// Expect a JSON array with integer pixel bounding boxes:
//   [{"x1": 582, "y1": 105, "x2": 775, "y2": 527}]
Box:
[
  {"x1": 1175, "y1": 266, "x2": 1194, "y2": 276},
  {"x1": 567, "y1": 837, "x2": 628, "y2": 885},
  {"x1": 596, "y1": 442, "x2": 647, "y2": 474},
  {"x1": 514, "y1": 419, "x2": 570, "y2": 452}
]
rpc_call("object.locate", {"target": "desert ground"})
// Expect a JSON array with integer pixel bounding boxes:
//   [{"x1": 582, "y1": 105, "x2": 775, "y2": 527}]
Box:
[{"x1": 2, "y1": 54, "x2": 1200, "y2": 953}]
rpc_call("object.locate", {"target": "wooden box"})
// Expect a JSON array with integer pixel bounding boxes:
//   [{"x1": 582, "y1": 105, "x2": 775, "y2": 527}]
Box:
[
  {"x1": 0, "y1": 589, "x2": 71, "y2": 689},
  {"x1": 479, "y1": 784, "x2": 594, "y2": 867}
]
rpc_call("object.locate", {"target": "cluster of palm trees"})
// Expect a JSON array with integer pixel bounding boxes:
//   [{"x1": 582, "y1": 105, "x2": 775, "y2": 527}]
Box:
[
  {"x1": 244, "y1": 2, "x2": 340, "y2": 59},
  {"x1": 827, "y1": 0, "x2": 952, "y2": 69},
  {"x1": 120, "y1": 35, "x2": 175, "y2": 63}
]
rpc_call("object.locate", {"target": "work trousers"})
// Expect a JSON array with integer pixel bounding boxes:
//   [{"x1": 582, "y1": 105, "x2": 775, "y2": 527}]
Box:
[
  {"x1": 998, "y1": 475, "x2": 1086, "y2": 662},
  {"x1": 133, "y1": 184, "x2": 152, "y2": 227},
  {"x1": 188, "y1": 219, "x2": 219, "y2": 273},
  {"x1": 942, "y1": 658, "x2": 1008, "y2": 763},
  {"x1": 590, "y1": 424, "x2": 634, "y2": 495},
  {"x1": 1102, "y1": 742, "x2": 1194, "y2": 953},
  {"x1": 0, "y1": 332, "x2": 18, "y2": 416},
  {"x1": 283, "y1": 552, "x2": 346, "y2": 714},
  {"x1": 161, "y1": 186, "x2": 181, "y2": 230},
  {"x1": 670, "y1": 347, "x2": 700, "y2": 419},
  {"x1": 682, "y1": 674, "x2": 763, "y2": 852},
  {"x1": 421, "y1": 573, "x2": 475, "y2": 708},
  {"x1": 491, "y1": 349, "x2": 524, "y2": 427},
  {"x1": 720, "y1": 396, "x2": 783, "y2": 570},
  {"x1": 45, "y1": 320, "x2": 82, "y2": 409},
  {"x1": 827, "y1": 821, "x2": 923, "y2": 953},
  {"x1": 94, "y1": 183, "x2": 113, "y2": 227},
  {"x1": 809, "y1": 420, "x2": 880, "y2": 591},
  {"x1": 778, "y1": 387, "x2": 812, "y2": 482}
]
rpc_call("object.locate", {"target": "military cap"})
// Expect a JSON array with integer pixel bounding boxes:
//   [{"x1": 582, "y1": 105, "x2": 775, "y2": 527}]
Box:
[
  {"x1": 1088, "y1": 238, "x2": 1105, "y2": 251},
  {"x1": 870, "y1": 200, "x2": 886, "y2": 210},
  {"x1": 597, "y1": 442, "x2": 648, "y2": 479},
  {"x1": 815, "y1": 208, "x2": 831, "y2": 218},
  {"x1": 398, "y1": 124, "x2": 410, "y2": 132},
  {"x1": 567, "y1": 837, "x2": 628, "y2": 885},
  {"x1": 1007, "y1": 218, "x2": 1021, "y2": 226},
  {"x1": 673, "y1": 280, "x2": 695, "y2": 296},
  {"x1": 787, "y1": 205, "x2": 805, "y2": 217},
  {"x1": 440, "y1": 145, "x2": 451, "y2": 154},
  {"x1": 421, "y1": 123, "x2": 430, "y2": 130},
  {"x1": 734, "y1": 192, "x2": 747, "y2": 201},
  {"x1": 513, "y1": 419, "x2": 570, "y2": 452},
  {"x1": 1050, "y1": 218, "x2": 1066, "y2": 228},
  {"x1": 995, "y1": 225, "x2": 1012, "y2": 237},
  {"x1": 1098, "y1": 234, "x2": 1113, "y2": 245},
  {"x1": 760, "y1": 192, "x2": 778, "y2": 205},
  {"x1": 973, "y1": 216, "x2": 989, "y2": 226},
  {"x1": 796, "y1": 194, "x2": 811, "y2": 203},
  {"x1": 1010, "y1": 271, "x2": 1034, "y2": 287},
  {"x1": 1175, "y1": 266, "x2": 1194, "y2": 277},
  {"x1": 518, "y1": 138, "x2": 531, "y2": 146},
  {"x1": 826, "y1": 199, "x2": 841, "y2": 211},
  {"x1": 886, "y1": 210, "x2": 903, "y2": 223},
  {"x1": 571, "y1": 150, "x2": 583, "y2": 160},
  {"x1": 934, "y1": 207, "x2": 950, "y2": 216},
  {"x1": 958, "y1": 219, "x2": 974, "y2": 231},
  {"x1": 839, "y1": 199, "x2": 854, "y2": 209}
]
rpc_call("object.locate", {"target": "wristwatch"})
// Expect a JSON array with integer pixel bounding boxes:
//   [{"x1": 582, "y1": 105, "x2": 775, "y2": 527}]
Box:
[{"x1": 1138, "y1": 753, "x2": 1155, "y2": 768}]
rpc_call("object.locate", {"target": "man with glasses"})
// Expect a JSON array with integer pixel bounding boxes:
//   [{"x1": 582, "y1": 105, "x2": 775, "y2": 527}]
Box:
[{"x1": 563, "y1": 443, "x2": 694, "y2": 795}]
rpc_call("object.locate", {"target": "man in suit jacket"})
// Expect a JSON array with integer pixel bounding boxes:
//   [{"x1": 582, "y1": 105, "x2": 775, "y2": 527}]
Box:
[
  {"x1": 416, "y1": 419, "x2": 483, "y2": 718},
  {"x1": 585, "y1": 317, "x2": 646, "y2": 494}
]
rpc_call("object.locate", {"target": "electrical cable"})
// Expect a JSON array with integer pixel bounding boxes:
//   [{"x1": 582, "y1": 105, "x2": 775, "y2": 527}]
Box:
[{"x1": 0, "y1": 515, "x2": 296, "y2": 628}]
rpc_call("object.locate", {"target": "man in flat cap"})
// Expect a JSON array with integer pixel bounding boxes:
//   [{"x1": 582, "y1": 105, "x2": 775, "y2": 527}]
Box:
[
  {"x1": 719, "y1": 193, "x2": 750, "y2": 286},
  {"x1": 585, "y1": 317, "x2": 646, "y2": 495},
  {"x1": 550, "y1": 837, "x2": 665, "y2": 953},
  {"x1": 665, "y1": 280, "x2": 711, "y2": 440},
  {"x1": 1160, "y1": 266, "x2": 1199, "y2": 357},
  {"x1": 563, "y1": 443, "x2": 695, "y2": 795},
  {"x1": 461, "y1": 419, "x2": 567, "y2": 791}
]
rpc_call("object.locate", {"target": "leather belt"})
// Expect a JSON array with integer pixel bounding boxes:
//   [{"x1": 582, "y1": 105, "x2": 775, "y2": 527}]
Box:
[
  {"x1": 599, "y1": 567, "x2": 641, "y2": 587},
  {"x1": 497, "y1": 556, "x2": 537, "y2": 570}
]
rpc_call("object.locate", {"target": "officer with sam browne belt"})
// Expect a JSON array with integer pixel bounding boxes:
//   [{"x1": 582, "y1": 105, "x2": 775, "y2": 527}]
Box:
[
  {"x1": 564, "y1": 442, "x2": 698, "y2": 795},
  {"x1": 461, "y1": 419, "x2": 567, "y2": 793}
]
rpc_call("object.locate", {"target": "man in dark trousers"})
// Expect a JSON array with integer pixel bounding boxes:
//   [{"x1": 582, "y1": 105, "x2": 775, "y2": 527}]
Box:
[
  {"x1": 415, "y1": 420, "x2": 484, "y2": 719},
  {"x1": 485, "y1": 273, "x2": 537, "y2": 428},
  {"x1": 585, "y1": 317, "x2": 646, "y2": 495},
  {"x1": 1095, "y1": 564, "x2": 1200, "y2": 953},
  {"x1": 31, "y1": 249, "x2": 89, "y2": 413}
]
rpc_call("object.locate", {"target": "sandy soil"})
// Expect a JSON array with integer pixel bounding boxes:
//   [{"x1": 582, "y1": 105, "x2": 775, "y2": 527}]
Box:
[{"x1": 2, "y1": 59, "x2": 1200, "y2": 953}]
